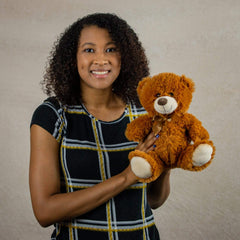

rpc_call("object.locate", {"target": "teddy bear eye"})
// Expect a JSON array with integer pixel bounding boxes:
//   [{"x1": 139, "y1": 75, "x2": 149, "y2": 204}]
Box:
[
  {"x1": 155, "y1": 93, "x2": 160, "y2": 97},
  {"x1": 169, "y1": 92, "x2": 174, "y2": 97}
]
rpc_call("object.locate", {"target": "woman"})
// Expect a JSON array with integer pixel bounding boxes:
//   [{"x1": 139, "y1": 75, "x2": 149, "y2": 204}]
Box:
[{"x1": 30, "y1": 13, "x2": 170, "y2": 240}]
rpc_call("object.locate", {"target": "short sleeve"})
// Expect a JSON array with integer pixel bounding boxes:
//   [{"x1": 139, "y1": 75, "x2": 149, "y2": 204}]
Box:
[{"x1": 30, "y1": 98, "x2": 65, "y2": 142}]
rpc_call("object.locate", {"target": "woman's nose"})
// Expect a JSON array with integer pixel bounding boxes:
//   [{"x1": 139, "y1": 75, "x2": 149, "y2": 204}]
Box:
[
  {"x1": 93, "y1": 53, "x2": 109, "y2": 65},
  {"x1": 93, "y1": 59, "x2": 108, "y2": 65}
]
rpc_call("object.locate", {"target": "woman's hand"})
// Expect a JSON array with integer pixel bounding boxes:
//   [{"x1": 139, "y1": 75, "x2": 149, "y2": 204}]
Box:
[{"x1": 135, "y1": 132, "x2": 159, "y2": 153}]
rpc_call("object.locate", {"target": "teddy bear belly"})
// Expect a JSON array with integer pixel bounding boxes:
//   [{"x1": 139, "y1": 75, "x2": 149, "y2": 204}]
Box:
[{"x1": 155, "y1": 137, "x2": 188, "y2": 166}]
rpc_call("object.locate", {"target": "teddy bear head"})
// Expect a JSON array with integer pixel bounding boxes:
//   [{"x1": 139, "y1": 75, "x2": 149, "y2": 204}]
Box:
[{"x1": 137, "y1": 73, "x2": 195, "y2": 117}]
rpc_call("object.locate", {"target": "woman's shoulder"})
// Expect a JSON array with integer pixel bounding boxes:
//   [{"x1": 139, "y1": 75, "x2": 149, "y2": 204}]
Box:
[
  {"x1": 31, "y1": 97, "x2": 64, "y2": 128},
  {"x1": 42, "y1": 96, "x2": 61, "y2": 110},
  {"x1": 31, "y1": 97, "x2": 66, "y2": 141},
  {"x1": 33, "y1": 97, "x2": 66, "y2": 116}
]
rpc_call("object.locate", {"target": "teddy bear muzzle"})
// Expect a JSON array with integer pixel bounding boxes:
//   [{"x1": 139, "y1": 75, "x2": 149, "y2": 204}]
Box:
[{"x1": 154, "y1": 96, "x2": 178, "y2": 114}]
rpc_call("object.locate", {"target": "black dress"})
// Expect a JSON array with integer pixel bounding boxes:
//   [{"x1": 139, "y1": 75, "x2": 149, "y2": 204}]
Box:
[{"x1": 31, "y1": 97, "x2": 160, "y2": 240}]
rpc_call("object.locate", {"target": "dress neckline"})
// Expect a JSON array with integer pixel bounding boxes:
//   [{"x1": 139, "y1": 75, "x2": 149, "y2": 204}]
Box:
[{"x1": 80, "y1": 103, "x2": 129, "y2": 124}]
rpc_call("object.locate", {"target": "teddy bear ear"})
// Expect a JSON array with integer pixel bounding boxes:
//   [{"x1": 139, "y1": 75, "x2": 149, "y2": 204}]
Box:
[
  {"x1": 180, "y1": 75, "x2": 195, "y2": 92},
  {"x1": 137, "y1": 76, "x2": 151, "y2": 95}
]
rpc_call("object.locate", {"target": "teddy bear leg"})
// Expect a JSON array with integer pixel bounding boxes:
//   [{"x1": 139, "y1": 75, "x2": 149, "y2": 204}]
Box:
[
  {"x1": 129, "y1": 150, "x2": 163, "y2": 183},
  {"x1": 192, "y1": 144, "x2": 213, "y2": 167},
  {"x1": 178, "y1": 141, "x2": 215, "y2": 171},
  {"x1": 131, "y1": 156, "x2": 152, "y2": 179}
]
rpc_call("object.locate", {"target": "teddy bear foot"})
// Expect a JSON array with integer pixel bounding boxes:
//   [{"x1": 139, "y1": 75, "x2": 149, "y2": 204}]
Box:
[
  {"x1": 131, "y1": 156, "x2": 152, "y2": 179},
  {"x1": 129, "y1": 150, "x2": 162, "y2": 182},
  {"x1": 192, "y1": 144, "x2": 213, "y2": 167}
]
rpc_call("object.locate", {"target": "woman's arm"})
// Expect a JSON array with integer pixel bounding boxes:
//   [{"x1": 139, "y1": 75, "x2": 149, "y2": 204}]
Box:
[
  {"x1": 29, "y1": 124, "x2": 139, "y2": 227},
  {"x1": 147, "y1": 169, "x2": 171, "y2": 209},
  {"x1": 29, "y1": 125, "x2": 157, "y2": 227}
]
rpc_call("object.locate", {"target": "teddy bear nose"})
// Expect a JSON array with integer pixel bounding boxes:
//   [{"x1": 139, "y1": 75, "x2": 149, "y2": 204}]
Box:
[{"x1": 158, "y1": 98, "x2": 167, "y2": 106}]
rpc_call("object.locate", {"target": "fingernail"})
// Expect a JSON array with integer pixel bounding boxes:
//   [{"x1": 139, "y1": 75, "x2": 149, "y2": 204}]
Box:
[{"x1": 155, "y1": 134, "x2": 159, "y2": 138}]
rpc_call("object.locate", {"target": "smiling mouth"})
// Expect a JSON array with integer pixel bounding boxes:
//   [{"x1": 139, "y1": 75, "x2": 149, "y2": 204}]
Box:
[{"x1": 90, "y1": 70, "x2": 110, "y2": 75}]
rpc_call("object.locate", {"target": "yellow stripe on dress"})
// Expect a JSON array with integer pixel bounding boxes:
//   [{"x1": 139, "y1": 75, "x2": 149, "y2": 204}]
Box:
[
  {"x1": 63, "y1": 222, "x2": 155, "y2": 232},
  {"x1": 141, "y1": 183, "x2": 147, "y2": 240},
  {"x1": 92, "y1": 119, "x2": 113, "y2": 240},
  {"x1": 62, "y1": 145, "x2": 135, "y2": 152},
  {"x1": 126, "y1": 104, "x2": 134, "y2": 122}
]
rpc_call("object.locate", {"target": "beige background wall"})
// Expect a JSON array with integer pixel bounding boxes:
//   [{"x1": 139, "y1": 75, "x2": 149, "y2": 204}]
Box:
[{"x1": 0, "y1": 0, "x2": 239, "y2": 239}]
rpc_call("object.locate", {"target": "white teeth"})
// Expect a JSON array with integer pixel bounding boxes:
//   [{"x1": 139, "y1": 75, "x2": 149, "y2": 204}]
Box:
[{"x1": 91, "y1": 71, "x2": 109, "y2": 75}]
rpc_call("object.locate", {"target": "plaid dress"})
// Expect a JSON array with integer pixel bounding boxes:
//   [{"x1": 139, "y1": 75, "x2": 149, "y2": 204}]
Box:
[{"x1": 31, "y1": 97, "x2": 160, "y2": 240}]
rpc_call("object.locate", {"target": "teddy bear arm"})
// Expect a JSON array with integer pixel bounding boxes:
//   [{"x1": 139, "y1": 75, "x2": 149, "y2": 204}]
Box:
[
  {"x1": 185, "y1": 114, "x2": 210, "y2": 142},
  {"x1": 125, "y1": 115, "x2": 152, "y2": 141}
]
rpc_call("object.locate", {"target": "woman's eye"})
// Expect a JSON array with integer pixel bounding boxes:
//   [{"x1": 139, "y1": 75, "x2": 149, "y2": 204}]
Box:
[
  {"x1": 84, "y1": 48, "x2": 94, "y2": 53},
  {"x1": 106, "y1": 48, "x2": 117, "y2": 53}
]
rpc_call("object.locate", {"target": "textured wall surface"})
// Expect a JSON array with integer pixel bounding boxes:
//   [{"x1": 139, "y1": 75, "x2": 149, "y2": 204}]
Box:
[{"x1": 0, "y1": 0, "x2": 239, "y2": 239}]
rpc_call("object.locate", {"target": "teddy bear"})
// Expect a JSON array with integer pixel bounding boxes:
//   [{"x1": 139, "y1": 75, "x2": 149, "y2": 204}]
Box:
[{"x1": 125, "y1": 72, "x2": 215, "y2": 183}]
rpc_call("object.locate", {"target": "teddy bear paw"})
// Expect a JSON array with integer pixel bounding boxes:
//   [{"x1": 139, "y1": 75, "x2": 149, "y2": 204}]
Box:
[
  {"x1": 130, "y1": 156, "x2": 152, "y2": 178},
  {"x1": 192, "y1": 144, "x2": 213, "y2": 166}
]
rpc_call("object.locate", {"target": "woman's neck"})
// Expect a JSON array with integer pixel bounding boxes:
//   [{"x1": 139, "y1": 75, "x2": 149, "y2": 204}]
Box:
[
  {"x1": 82, "y1": 88, "x2": 118, "y2": 109},
  {"x1": 81, "y1": 88, "x2": 126, "y2": 121}
]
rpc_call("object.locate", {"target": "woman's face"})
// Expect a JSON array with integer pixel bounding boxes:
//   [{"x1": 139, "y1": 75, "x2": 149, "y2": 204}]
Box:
[{"x1": 77, "y1": 25, "x2": 121, "y2": 92}]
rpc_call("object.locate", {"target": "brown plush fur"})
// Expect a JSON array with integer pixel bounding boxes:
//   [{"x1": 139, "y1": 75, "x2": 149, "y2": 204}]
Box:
[{"x1": 125, "y1": 73, "x2": 215, "y2": 183}]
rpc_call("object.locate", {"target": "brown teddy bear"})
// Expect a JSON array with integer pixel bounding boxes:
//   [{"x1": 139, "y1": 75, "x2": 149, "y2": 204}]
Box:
[{"x1": 125, "y1": 72, "x2": 215, "y2": 183}]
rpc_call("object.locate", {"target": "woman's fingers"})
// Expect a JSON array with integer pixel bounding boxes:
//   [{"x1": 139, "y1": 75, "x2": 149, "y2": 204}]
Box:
[{"x1": 136, "y1": 132, "x2": 159, "y2": 152}]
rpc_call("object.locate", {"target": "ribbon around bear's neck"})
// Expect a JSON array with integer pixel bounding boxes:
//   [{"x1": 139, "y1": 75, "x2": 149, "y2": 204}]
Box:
[{"x1": 152, "y1": 115, "x2": 172, "y2": 135}]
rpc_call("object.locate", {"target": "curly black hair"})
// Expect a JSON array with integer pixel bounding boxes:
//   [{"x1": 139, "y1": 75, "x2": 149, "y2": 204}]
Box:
[{"x1": 42, "y1": 13, "x2": 149, "y2": 105}]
